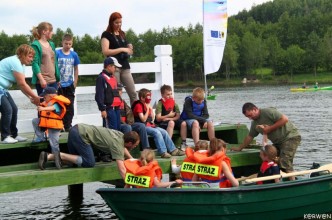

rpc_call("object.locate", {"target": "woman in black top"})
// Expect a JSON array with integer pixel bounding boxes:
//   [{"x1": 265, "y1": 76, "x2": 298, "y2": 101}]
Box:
[{"x1": 101, "y1": 12, "x2": 137, "y2": 104}]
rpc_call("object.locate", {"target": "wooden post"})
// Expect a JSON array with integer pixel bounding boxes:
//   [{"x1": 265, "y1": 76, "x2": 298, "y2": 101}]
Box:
[{"x1": 68, "y1": 183, "x2": 83, "y2": 200}]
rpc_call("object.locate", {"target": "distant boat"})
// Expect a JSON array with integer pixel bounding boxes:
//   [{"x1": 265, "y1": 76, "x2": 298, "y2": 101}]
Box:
[
  {"x1": 97, "y1": 164, "x2": 332, "y2": 220},
  {"x1": 290, "y1": 86, "x2": 332, "y2": 92}
]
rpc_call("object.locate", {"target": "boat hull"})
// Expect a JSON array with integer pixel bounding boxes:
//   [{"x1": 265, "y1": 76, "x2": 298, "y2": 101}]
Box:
[
  {"x1": 290, "y1": 86, "x2": 332, "y2": 92},
  {"x1": 207, "y1": 94, "x2": 217, "y2": 100},
  {"x1": 97, "y1": 174, "x2": 332, "y2": 220}
]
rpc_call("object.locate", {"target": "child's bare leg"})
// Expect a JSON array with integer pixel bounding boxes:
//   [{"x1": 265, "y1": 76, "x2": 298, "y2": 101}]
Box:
[
  {"x1": 191, "y1": 120, "x2": 200, "y2": 145},
  {"x1": 207, "y1": 121, "x2": 215, "y2": 140},
  {"x1": 180, "y1": 121, "x2": 187, "y2": 143},
  {"x1": 167, "y1": 121, "x2": 175, "y2": 138},
  {"x1": 48, "y1": 152, "x2": 80, "y2": 165}
]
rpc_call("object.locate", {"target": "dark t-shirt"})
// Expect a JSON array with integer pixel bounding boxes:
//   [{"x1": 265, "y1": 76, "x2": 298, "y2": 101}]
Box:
[{"x1": 101, "y1": 31, "x2": 130, "y2": 69}]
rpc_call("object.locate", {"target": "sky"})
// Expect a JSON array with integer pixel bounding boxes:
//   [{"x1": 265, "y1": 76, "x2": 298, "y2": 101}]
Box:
[{"x1": 0, "y1": 0, "x2": 272, "y2": 37}]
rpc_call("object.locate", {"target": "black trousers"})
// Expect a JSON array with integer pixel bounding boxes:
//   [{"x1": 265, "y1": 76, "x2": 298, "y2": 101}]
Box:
[{"x1": 58, "y1": 84, "x2": 75, "y2": 130}]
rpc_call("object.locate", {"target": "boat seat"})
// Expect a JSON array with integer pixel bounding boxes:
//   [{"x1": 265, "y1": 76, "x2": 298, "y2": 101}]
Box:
[{"x1": 309, "y1": 170, "x2": 330, "y2": 178}]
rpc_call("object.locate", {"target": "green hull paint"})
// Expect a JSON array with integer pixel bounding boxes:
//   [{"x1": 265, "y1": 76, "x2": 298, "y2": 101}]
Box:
[
  {"x1": 207, "y1": 94, "x2": 217, "y2": 100},
  {"x1": 97, "y1": 174, "x2": 332, "y2": 220},
  {"x1": 290, "y1": 86, "x2": 332, "y2": 92}
]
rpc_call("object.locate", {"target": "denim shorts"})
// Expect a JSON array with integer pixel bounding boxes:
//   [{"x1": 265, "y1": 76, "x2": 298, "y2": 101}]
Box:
[{"x1": 185, "y1": 118, "x2": 212, "y2": 129}]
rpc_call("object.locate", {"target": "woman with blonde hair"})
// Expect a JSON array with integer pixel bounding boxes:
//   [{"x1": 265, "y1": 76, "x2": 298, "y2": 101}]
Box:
[
  {"x1": 31, "y1": 22, "x2": 60, "y2": 95},
  {"x1": 0, "y1": 44, "x2": 40, "y2": 143}
]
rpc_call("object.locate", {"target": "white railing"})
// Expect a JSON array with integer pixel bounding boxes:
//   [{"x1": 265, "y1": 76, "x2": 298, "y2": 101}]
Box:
[{"x1": 15, "y1": 45, "x2": 174, "y2": 133}]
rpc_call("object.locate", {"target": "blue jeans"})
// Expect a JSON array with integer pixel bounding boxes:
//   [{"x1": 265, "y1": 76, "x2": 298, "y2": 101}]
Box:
[
  {"x1": 103, "y1": 109, "x2": 120, "y2": 131},
  {"x1": 67, "y1": 125, "x2": 95, "y2": 167},
  {"x1": 120, "y1": 122, "x2": 150, "y2": 149},
  {"x1": 32, "y1": 118, "x2": 60, "y2": 153},
  {"x1": 146, "y1": 127, "x2": 176, "y2": 154},
  {"x1": 0, "y1": 92, "x2": 18, "y2": 140}
]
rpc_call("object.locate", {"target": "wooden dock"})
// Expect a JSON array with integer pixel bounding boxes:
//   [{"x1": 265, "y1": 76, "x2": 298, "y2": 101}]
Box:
[{"x1": 0, "y1": 124, "x2": 261, "y2": 195}]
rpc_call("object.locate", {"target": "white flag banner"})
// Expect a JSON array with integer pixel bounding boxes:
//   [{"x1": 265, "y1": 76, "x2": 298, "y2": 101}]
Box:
[{"x1": 203, "y1": 0, "x2": 228, "y2": 75}]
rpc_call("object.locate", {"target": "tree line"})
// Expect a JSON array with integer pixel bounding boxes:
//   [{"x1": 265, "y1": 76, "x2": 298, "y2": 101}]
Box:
[{"x1": 1, "y1": 0, "x2": 332, "y2": 83}]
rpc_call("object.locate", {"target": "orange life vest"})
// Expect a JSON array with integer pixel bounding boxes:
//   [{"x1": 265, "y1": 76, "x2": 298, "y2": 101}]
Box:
[
  {"x1": 39, "y1": 95, "x2": 70, "y2": 129},
  {"x1": 193, "y1": 150, "x2": 233, "y2": 188},
  {"x1": 124, "y1": 159, "x2": 162, "y2": 188},
  {"x1": 180, "y1": 148, "x2": 208, "y2": 181}
]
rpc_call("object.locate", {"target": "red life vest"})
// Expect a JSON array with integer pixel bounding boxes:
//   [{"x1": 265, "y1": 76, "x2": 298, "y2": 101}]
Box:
[
  {"x1": 124, "y1": 159, "x2": 162, "y2": 188},
  {"x1": 39, "y1": 95, "x2": 70, "y2": 129},
  {"x1": 131, "y1": 100, "x2": 154, "y2": 127},
  {"x1": 193, "y1": 150, "x2": 233, "y2": 188},
  {"x1": 102, "y1": 72, "x2": 121, "y2": 107},
  {"x1": 257, "y1": 161, "x2": 278, "y2": 185},
  {"x1": 180, "y1": 148, "x2": 208, "y2": 181},
  {"x1": 161, "y1": 98, "x2": 175, "y2": 114}
]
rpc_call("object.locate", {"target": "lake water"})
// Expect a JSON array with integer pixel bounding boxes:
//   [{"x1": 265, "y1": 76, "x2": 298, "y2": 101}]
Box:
[{"x1": 0, "y1": 85, "x2": 331, "y2": 219}]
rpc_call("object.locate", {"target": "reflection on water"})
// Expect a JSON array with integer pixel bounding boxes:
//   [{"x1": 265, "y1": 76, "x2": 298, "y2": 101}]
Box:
[{"x1": 1, "y1": 85, "x2": 332, "y2": 218}]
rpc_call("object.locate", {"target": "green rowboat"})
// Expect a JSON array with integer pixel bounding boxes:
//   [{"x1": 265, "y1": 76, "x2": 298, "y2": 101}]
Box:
[{"x1": 97, "y1": 171, "x2": 332, "y2": 220}]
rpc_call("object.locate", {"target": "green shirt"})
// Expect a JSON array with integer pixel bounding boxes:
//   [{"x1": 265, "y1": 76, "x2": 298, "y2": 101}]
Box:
[
  {"x1": 155, "y1": 100, "x2": 180, "y2": 115},
  {"x1": 249, "y1": 108, "x2": 300, "y2": 146},
  {"x1": 78, "y1": 123, "x2": 124, "y2": 160}
]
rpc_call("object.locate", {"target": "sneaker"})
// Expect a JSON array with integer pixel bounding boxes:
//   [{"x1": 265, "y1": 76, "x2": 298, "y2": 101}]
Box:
[
  {"x1": 161, "y1": 152, "x2": 172, "y2": 158},
  {"x1": 171, "y1": 149, "x2": 185, "y2": 156},
  {"x1": 180, "y1": 142, "x2": 187, "y2": 151},
  {"x1": 14, "y1": 136, "x2": 28, "y2": 142},
  {"x1": 32, "y1": 137, "x2": 46, "y2": 143},
  {"x1": 2, "y1": 136, "x2": 18, "y2": 144},
  {"x1": 54, "y1": 152, "x2": 62, "y2": 169},
  {"x1": 38, "y1": 151, "x2": 48, "y2": 170}
]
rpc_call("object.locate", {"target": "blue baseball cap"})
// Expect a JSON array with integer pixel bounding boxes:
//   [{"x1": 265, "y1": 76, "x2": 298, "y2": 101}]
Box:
[{"x1": 40, "y1": 87, "x2": 57, "y2": 96}]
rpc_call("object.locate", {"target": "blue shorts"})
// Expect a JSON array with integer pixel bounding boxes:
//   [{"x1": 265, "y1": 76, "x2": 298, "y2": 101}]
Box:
[
  {"x1": 184, "y1": 118, "x2": 213, "y2": 129},
  {"x1": 67, "y1": 125, "x2": 95, "y2": 167}
]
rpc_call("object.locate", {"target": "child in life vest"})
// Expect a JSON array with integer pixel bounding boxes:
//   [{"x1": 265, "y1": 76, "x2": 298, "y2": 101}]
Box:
[
  {"x1": 124, "y1": 149, "x2": 183, "y2": 188},
  {"x1": 192, "y1": 138, "x2": 239, "y2": 188},
  {"x1": 171, "y1": 140, "x2": 209, "y2": 180},
  {"x1": 180, "y1": 87, "x2": 215, "y2": 145},
  {"x1": 32, "y1": 87, "x2": 70, "y2": 169},
  {"x1": 132, "y1": 88, "x2": 185, "y2": 158},
  {"x1": 256, "y1": 144, "x2": 280, "y2": 184},
  {"x1": 155, "y1": 84, "x2": 187, "y2": 149}
]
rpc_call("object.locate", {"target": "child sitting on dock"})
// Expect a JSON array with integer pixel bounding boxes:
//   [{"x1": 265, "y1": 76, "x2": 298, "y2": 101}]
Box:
[
  {"x1": 171, "y1": 140, "x2": 209, "y2": 181},
  {"x1": 256, "y1": 144, "x2": 280, "y2": 184},
  {"x1": 192, "y1": 138, "x2": 239, "y2": 188},
  {"x1": 131, "y1": 88, "x2": 185, "y2": 158},
  {"x1": 155, "y1": 84, "x2": 187, "y2": 149},
  {"x1": 32, "y1": 87, "x2": 70, "y2": 169},
  {"x1": 180, "y1": 87, "x2": 215, "y2": 146},
  {"x1": 124, "y1": 149, "x2": 183, "y2": 188}
]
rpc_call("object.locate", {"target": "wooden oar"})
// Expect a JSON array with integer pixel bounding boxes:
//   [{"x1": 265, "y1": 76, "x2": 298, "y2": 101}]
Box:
[
  {"x1": 236, "y1": 173, "x2": 257, "y2": 182},
  {"x1": 245, "y1": 163, "x2": 332, "y2": 183}
]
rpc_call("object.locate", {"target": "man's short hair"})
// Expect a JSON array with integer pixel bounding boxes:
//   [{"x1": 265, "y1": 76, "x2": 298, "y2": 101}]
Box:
[
  {"x1": 123, "y1": 131, "x2": 140, "y2": 144},
  {"x1": 242, "y1": 102, "x2": 257, "y2": 114}
]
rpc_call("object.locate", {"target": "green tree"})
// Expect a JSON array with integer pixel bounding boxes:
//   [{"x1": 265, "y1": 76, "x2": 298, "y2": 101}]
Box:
[{"x1": 285, "y1": 45, "x2": 305, "y2": 79}]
